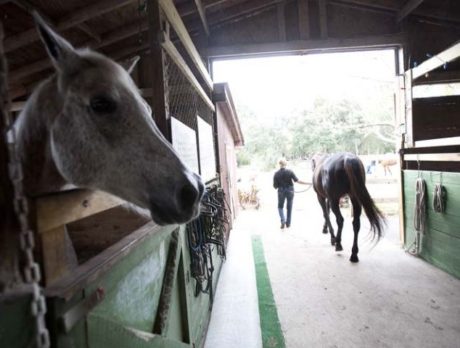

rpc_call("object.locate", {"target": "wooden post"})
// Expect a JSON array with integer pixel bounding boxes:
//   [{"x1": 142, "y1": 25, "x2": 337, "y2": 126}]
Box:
[
  {"x1": 298, "y1": 0, "x2": 309, "y2": 40},
  {"x1": 147, "y1": 0, "x2": 171, "y2": 140},
  {"x1": 277, "y1": 2, "x2": 286, "y2": 41},
  {"x1": 0, "y1": 21, "x2": 22, "y2": 289},
  {"x1": 40, "y1": 225, "x2": 78, "y2": 285},
  {"x1": 318, "y1": 0, "x2": 328, "y2": 39}
]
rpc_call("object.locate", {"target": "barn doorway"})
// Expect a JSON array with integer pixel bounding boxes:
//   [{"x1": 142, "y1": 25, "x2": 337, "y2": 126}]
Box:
[
  {"x1": 212, "y1": 49, "x2": 400, "y2": 232},
  {"x1": 205, "y1": 50, "x2": 460, "y2": 348}
]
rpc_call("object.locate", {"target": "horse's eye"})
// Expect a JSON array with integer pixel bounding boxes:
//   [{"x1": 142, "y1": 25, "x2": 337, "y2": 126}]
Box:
[{"x1": 90, "y1": 96, "x2": 117, "y2": 114}]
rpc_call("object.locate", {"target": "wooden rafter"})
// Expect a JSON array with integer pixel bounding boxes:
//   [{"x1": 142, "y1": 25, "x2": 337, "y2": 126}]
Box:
[
  {"x1": 159, "y1": 0, "x2": 213, "y2": 89},
  {"x1": 10, "y1": 20, "x2": 148, "y2": 82},
  {"x1": 177, "y1": 0, "x2": 227, "y2": 17},
  {"x1": 330, "y1": 0, "x2": 460, "y2": 25},
  {"x1": 4, "y1": 0, "x2": 136, "y2": 53},
  {"x1": 206, "y1": 33, "x2": 405, "y2": 58},
  {"x1": 13, "y1": 0, "x2": 103, "y2": 43},
  {"x1": 194, "y1": 0, "x2": 210, "y2": 36},
  {"x1": 397, "y1": 0, "x2": 424, "y2": 22}
]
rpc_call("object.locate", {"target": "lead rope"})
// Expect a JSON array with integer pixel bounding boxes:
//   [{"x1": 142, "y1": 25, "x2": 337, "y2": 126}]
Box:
[
  {"x1": 412, "y1": 177, "x2": 426, "y2": 255},
  {"x1": 1, "y1": 23, "x2": 50, "y2": 348},
  {"x1": 432, "y1": 173, "x2": 447, "y2": 213}
]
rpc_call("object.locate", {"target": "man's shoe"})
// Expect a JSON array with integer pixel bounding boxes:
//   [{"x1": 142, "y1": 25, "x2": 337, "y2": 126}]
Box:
[
  {"x1": 280, "y1": 223, "x2": 285, "y2": 229},
  {"x1": 286, "y1": 223, "x2": 290, "y2": 228}
]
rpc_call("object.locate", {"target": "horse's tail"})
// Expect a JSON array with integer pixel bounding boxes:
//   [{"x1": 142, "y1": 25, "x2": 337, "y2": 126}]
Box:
[{"x1": 344, "y1": 156, "x2": 385, "y2": 240}]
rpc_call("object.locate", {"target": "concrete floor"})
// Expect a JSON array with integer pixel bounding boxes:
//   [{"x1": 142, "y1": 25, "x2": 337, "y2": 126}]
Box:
[{"x1": 207, "y1": 166, "x2": 460, "y2": 347}]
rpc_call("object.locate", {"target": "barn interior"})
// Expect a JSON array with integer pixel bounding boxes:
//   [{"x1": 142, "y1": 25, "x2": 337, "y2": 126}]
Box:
[{"x1": 1, "y1": 1, "x2": 460, "y2": 348}]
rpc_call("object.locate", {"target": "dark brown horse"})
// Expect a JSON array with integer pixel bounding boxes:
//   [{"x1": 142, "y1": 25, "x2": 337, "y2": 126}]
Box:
[{"x1": 312, "y1": 153, "x2": 385, "y2": 262}]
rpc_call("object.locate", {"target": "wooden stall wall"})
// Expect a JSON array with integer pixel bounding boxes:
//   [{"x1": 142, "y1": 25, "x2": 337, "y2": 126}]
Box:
[
  {"x1": 216, "y1": 104, "x2": 239, "y2": 224},
  {"x1": 401, "y1": 38, "x2": 460, "y2": 279},
  {"x1": 403, "y1": 171, "x2": 460, "y2": 278}
]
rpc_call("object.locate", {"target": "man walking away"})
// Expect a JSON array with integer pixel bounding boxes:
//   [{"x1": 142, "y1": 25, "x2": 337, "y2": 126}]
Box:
[{"x1": 273, "y1": 159, "x2": 309, "y2": 229}]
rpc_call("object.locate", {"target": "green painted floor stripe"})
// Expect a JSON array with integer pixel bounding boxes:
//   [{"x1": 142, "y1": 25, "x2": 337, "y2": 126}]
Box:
[{"x1": 252, "y1": 235, "x2": 286, "y2": 348}]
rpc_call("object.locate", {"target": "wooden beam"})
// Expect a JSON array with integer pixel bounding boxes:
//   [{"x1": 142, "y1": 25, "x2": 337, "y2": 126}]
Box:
[
  {"x1": 397, "y1": 0, "x2": 424, "y2": 22},
  {"x1": 404, "y1": 152, "x2": 460, "y2": 161},
  {"x1": 35, "y1": 190, "x2": 123, "y2": 233},
  {"x1": 277, "y1": 2, "x2": 286, "y2": 41},
  {"x1": 161, "y1": 33, "x2": 215, "y2": 111},
  {"x1": 207, "y1": 33, "x2": 405, "y2": 58},
  {"x1": 10, "y1": 20, "x2": 149, "y2": 82},
  {"x1": 411, "y1": 42, "x2": 460, "y2": 80},
  {"x1": 318, "y1": 0, "x2": 328, "y2": 39},
  {"x1": 194, "y1": 0, "x2": 210, "y2": 36},
  {"x1": 208, "y1": 0, "x2": 285, "y2": 29},
  {"x1": 77, "y1": 23, "x2": 102, "y2": 43},
  {"x1": 13, "y1": 0, "x2": 102, "y2": 43},
  {"x1": 330, "y1": 0, "x2": 460, "y2": 25},
  {"x1": 297, "y1": 0, "x2": 309, "y2": 40},
  {"x1": 4, "y1": 0, "x2": 136, "y2": 53},
  {"x1": 176, "y1": 0, "x2": 227, "y2": 17},
  {"x1": 159, "y1": 0, "x2": 213, "y2": 90},
  {"x1": 147, "y1": 0, "x2": 170, "y2": 140}
]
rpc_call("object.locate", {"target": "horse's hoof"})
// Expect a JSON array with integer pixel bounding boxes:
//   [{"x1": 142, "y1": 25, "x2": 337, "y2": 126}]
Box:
[
  {"x1": 350, "y1": 255, "x2": 359, "y2": 263},
  {"x1": 331, "y1": 237, "x2": 336, "y2": 246},
  {"x1": 335, "y1": 244, "x2": 343, "y2": 252}
]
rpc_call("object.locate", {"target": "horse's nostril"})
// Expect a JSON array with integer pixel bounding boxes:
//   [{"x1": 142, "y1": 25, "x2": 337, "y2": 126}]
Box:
[{"x1": 179, "y1": 183, "x2": 199, "y2": 210}]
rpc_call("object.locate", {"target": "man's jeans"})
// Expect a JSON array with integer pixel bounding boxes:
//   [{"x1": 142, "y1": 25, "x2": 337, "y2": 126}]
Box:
[{"x1": 278, "y1": 187, "x2": 294, "y2": 225}]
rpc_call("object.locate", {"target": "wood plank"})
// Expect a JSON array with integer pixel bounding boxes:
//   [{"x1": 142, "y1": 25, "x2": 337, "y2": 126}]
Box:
[
  {"x1": 206, "y1": 33, "x2": 405, "y2": 58},
  {"x1": 194, "y1": 0, "x2": 210, "y2": 36},
  {"x1": 412, "y1": 96, "x2": 460, "y2": 142},
  {"x1": 412, "y1": 42, "x2": 460, "y2": 80},
  {"x1": 162, "y1": 34, "x2": 215, "y2": 111},
  {"x1": 318, "y1": 0, "x2": 328, "y2": 39},
  {"x1": 396, "y1": 0, "x2": 424, "y2": 22},
  {"x1": 412, "y1": 71, "x2": 460, "y2": 86},
  {"x1": 414, "y1": 137, "x2": 460, "y2": 148},
  {"x1": 35, "y1": 190, "x2": 123, "y2": 233},
  {"x1": 159, "y1": 0, "x2": 213, "y2": 90},
  {"x1": 404, "y1": 69, "x2": 414, "y2": 147},
  {"x1": 404, "y1": 153, "x2": 460, "y2": 162},
  {"x1": 404, "y1": 215, "x2": 460, "y2": 277},
  {"x1": 46, "y1": 222, "x2": 167, "y2": 299},
  {"x1": 41, "y1": 225, "x2": 78, "y2": 285},
  {"x1": 153, "y1": 229, "x2": 181, "y2": 335},
  {"x1": 297, "y1": 0, "x2": 309, "y2": 40},
  {"x1": 404, "y1": 169, "x2": 460, "y2": 186}
]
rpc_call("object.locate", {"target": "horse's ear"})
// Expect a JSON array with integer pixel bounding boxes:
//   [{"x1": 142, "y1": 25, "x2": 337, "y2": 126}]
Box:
[
  {"x1": 33, "y1": 12, "x2": 80, "y2": 73},
  {"x1": 120, "y1": 56, "x2": 140, "y2": 74}
]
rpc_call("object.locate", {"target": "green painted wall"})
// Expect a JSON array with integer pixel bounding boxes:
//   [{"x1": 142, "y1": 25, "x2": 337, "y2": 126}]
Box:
[
  {"x1": 404, "y1": 170, "x2": 460, "y2": 278},
  {"x1": 0, "y1": 224, "x2": 224, "y2": 348}
]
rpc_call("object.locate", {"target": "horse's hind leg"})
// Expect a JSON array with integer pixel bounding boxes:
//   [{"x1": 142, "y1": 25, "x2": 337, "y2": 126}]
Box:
[
  {"x1": 350, "y1": 198, "x2": 362, "y2": 263},
  {"x1": 330, "y1": 199, "x2": 344, "y2": 252},
  {"x1": 317, "y1": 195, "x2": 335, "y2": 245}
]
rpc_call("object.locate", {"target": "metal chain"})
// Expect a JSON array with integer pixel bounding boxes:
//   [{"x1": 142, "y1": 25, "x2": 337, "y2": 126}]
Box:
[{"x1": 2, "y1": 58, "x2": 50, "y2": 348}]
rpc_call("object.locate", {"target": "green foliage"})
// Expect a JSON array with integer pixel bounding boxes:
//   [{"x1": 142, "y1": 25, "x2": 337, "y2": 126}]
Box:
[
  {"x1": 236, "y1": 95, "x2": 396, "y2": 169},
  {"x1": 236, "y1": 148, "x2": 251, "y2": 166}
]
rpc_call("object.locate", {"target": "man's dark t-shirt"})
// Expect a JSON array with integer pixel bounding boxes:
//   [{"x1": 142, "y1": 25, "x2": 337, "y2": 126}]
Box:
[{"x1": 273, "y1": 168, "x2": 298, "y2": 189}]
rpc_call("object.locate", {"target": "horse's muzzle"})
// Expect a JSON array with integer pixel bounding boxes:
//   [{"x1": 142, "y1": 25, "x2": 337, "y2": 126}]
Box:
[{"x1": 149, "y1": 173, "x2": 204, "y2": 225}]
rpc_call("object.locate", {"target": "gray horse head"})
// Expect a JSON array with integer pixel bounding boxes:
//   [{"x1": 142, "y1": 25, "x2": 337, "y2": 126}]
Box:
[{"x1": 21, "y1": 14, "x2": 204, "y2": 225}]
